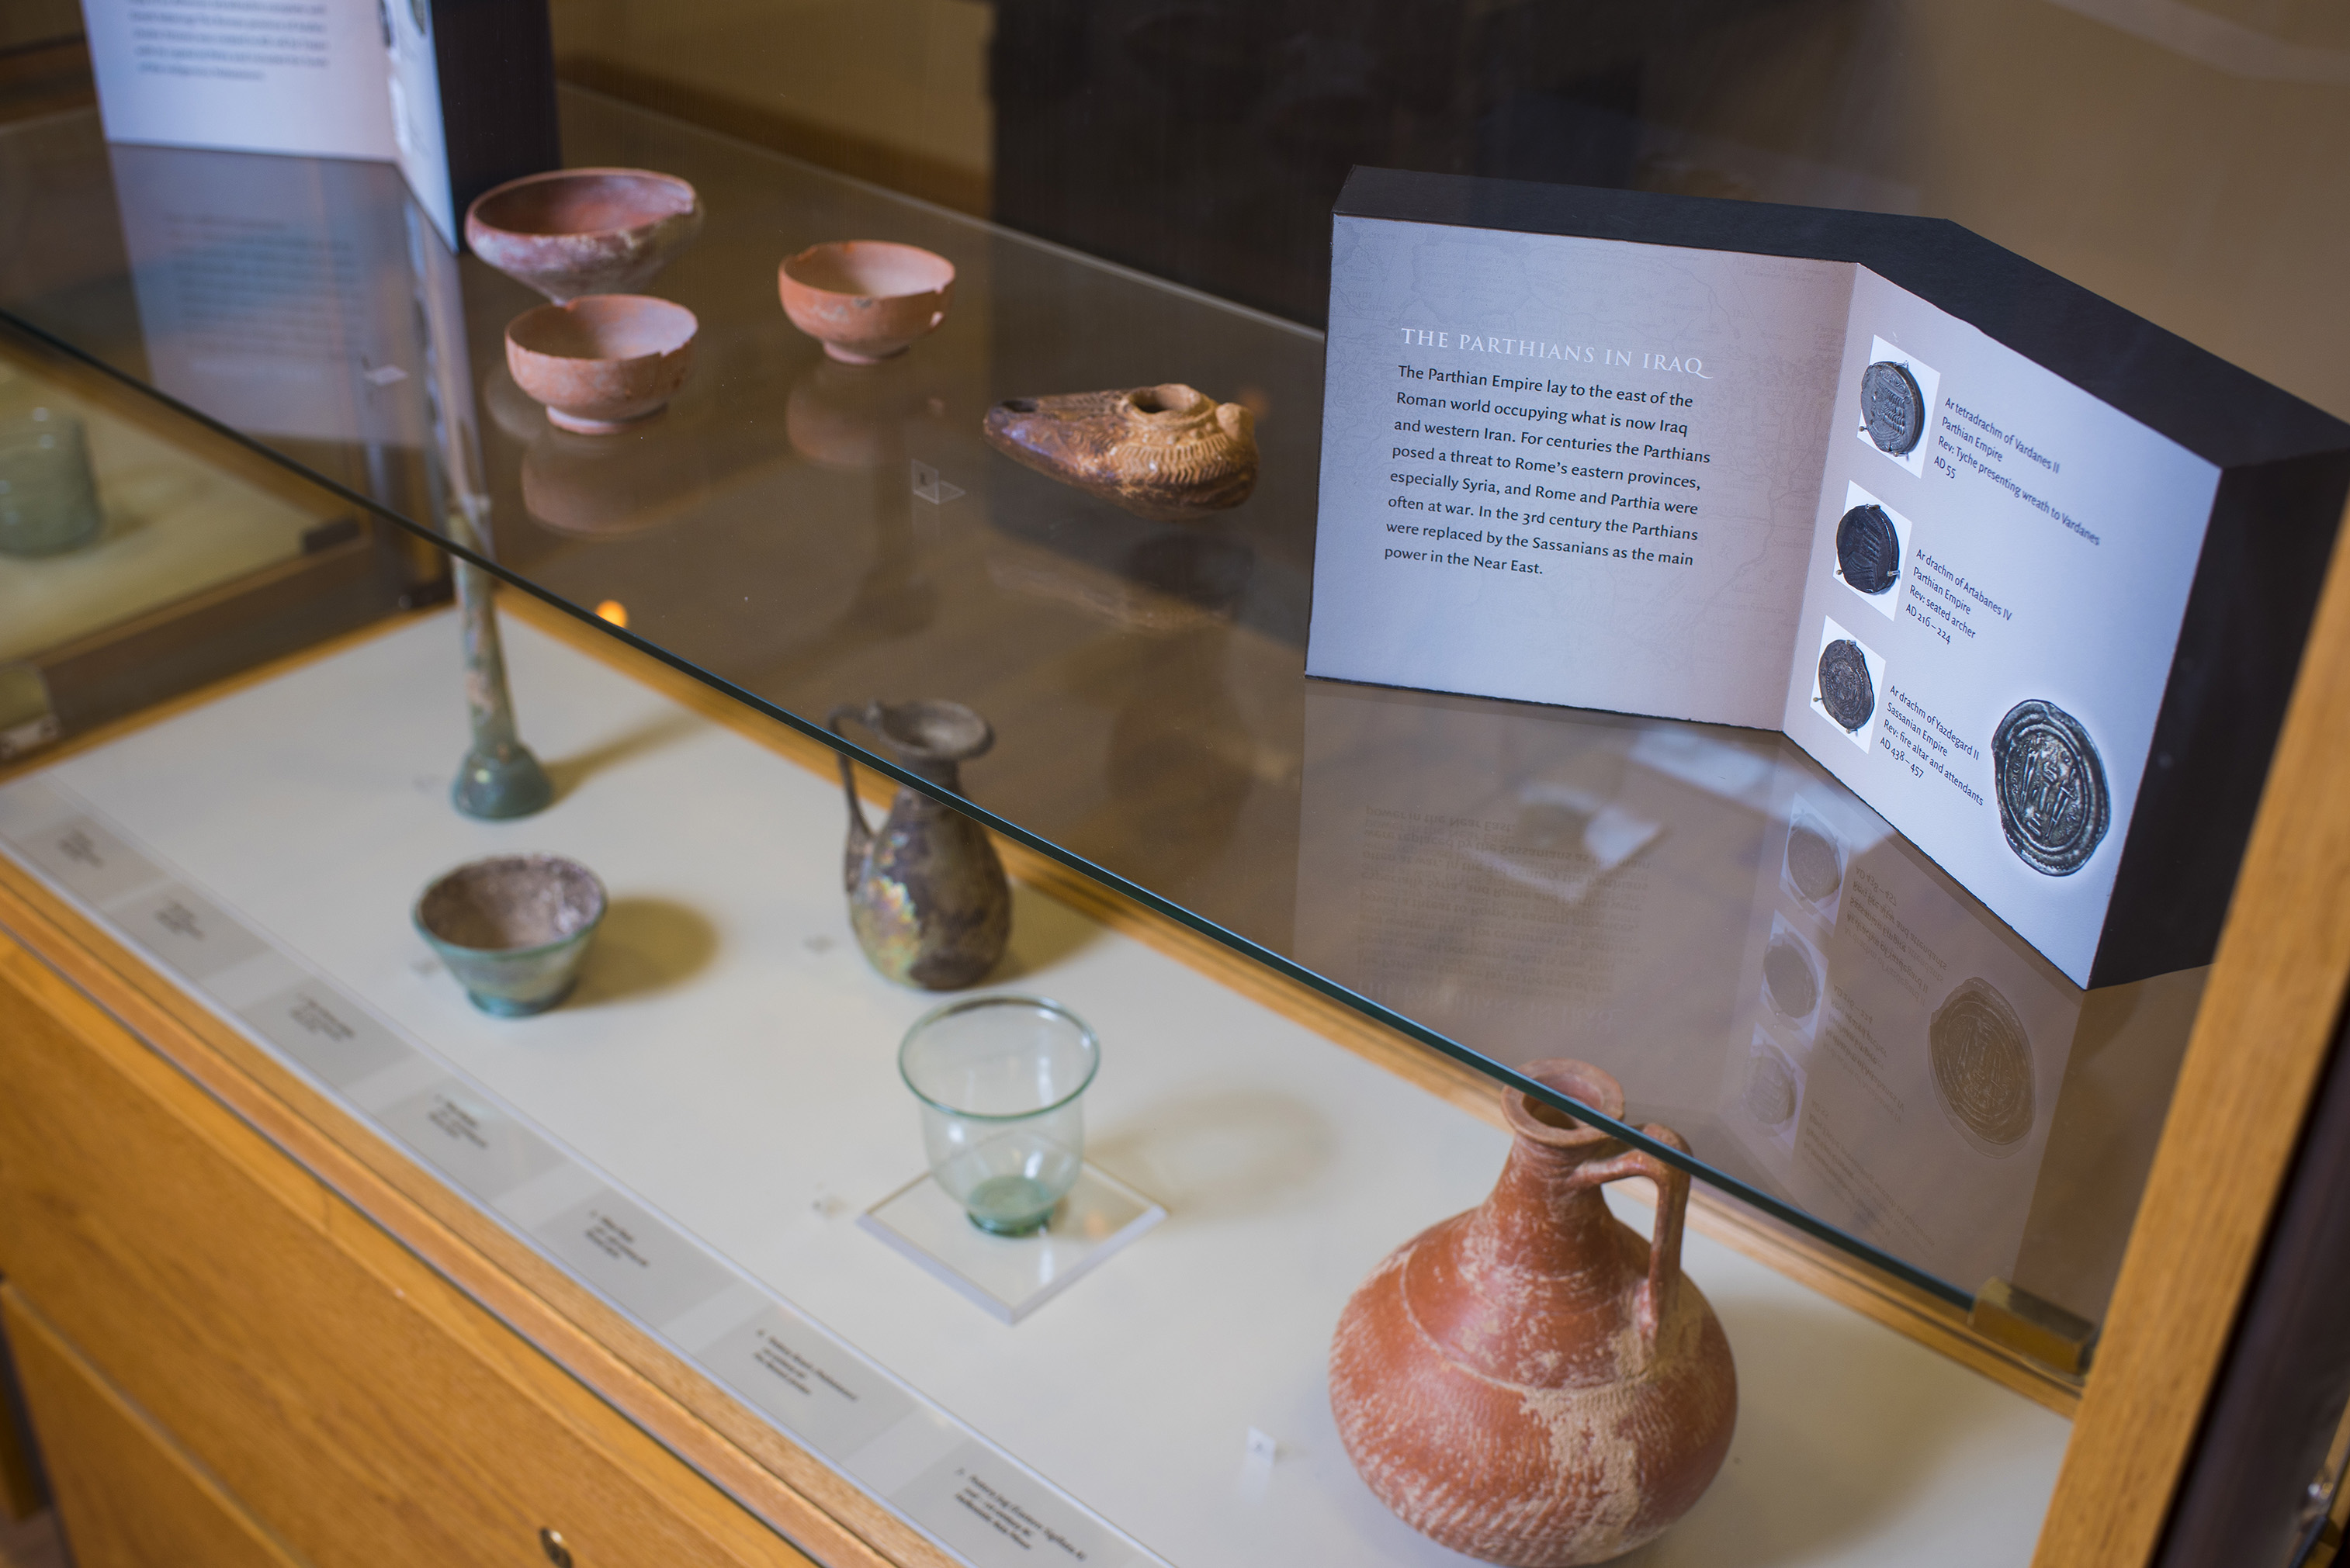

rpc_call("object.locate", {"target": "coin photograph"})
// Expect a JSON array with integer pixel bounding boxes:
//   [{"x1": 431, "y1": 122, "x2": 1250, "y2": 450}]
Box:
[
  {"x1": 1854, "y1": 334, "x2": 1942, "y2": 478},
  {"x1": 1927, "y1": 975, "x2": 2037, "y2": 1158},
  {"x1": 1781, "y1": 804, "x2": 1847, "y2": 923},
  {"x1": 1832, "y1": 480, "x2": 1913, "y2": 620},
  {"x1": 1993, "y1": 697, "x2": 2112, "y2": 877},
  {"x1": 1759, "y1": 912, "x2": 1826, "y2": 1037},
  {"x1": 1742, "y1": 1031, "x2": 1807, "y2": 1146},
  {"x1": 1810, "y1": 614, "x2": 1887, "y2": 753}
]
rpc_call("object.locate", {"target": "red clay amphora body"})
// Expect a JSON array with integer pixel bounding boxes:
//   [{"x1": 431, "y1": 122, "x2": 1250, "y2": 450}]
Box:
[{"x1": 1329, "y1": 1060, "x2": 1736, "y2": 1566}]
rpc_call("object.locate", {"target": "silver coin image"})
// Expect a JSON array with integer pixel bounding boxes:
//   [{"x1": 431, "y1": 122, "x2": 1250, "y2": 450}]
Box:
[
  {"x1": 1816, "y1": 639, "x2": 1875, "y2": 732},
  {"x1": 1744, "y1": 1050, "x2": 1799, "y2": 1127},
  {"x1": 1993, "y1": 699, "x2": 2111, "y2": 875},
  {"x1": 1929, "y1": 977, "x2": 2035, "y2": 1151},
  {"x1": 1835, "y1": 503, "x2": 1901, "y2": 594},
  {"x1": 1860, "y1": 361, "x2": 1925, "y2": 455},
  {"x1": 1762, "y1": 933, "x2": 1819, "y2": 1023}
]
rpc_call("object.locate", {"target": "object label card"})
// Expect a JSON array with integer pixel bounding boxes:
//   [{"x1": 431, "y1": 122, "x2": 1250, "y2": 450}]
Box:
[
  {"x1": 379, "y1": 1082, "x2": 570, "y2": 1202},
  {"x1": 115, "y1": 882, "x2": 269, "y2": 980},
  {"x1": 1311, "y1": 216, "x2": 2220, "y2": 984},
  {"x1": 895, "y1": 1443, "x2": 1138, "y2": 1568},
  {"x1": 241, "y1": 981, "x2": 414, "y2": 1088},
  {"x1": 698, "y1": 1308, "x2": 918, "y2": 1461},
  {"x1": 534, "y1": 1190, "x2": 734, "y2": 1329},
  {"x1": 16, "y1": 815, "x2": 165, "y2": 905}
]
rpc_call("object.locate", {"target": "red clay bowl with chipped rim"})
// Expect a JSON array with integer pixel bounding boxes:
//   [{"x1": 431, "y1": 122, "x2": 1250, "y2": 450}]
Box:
[
  {"x1": 504, "y1": 295, "x2": 698, "y2": 434},
  {"x1": 778, "y1": 241, "x2": 955, "y2": 363},
  {"x1": 466, "y1": 168, "x2": 703, "y2": 302}
]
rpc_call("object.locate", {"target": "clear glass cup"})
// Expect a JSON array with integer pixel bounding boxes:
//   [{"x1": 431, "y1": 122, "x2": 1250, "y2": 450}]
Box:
[{"x1": 899, "y1": 995, "x2": 1100, "y2": 1236}]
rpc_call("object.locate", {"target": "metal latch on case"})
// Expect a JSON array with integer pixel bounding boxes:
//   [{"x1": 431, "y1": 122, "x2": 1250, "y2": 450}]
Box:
[{"x1": 1969, "y1": 1277, "x2": 2098, "y2": 1376}]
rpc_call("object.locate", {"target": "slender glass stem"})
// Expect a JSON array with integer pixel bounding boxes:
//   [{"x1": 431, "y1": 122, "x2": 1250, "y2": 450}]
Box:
[{"x1": 447, "y1": 497, "x2": 551, "y2": 820}]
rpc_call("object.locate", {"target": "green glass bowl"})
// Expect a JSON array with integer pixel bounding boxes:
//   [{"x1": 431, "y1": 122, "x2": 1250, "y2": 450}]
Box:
[{"x1": 414, "y1": 853, "x2": 606, "y2": 1016}]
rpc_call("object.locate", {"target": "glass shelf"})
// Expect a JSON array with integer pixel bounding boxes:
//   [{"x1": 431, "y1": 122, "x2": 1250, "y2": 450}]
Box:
[{"x1": 0, "y1": 89, "x2": 2209, "y2": 1331}]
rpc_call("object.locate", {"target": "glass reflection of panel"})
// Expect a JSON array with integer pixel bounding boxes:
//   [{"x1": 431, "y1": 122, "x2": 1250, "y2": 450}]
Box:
[
  {"x1": 1294, "y1": 680, "x2": 2197, "y2": 1320},
  {"x1": 0, "y1": 350, "x2": 319, "y2": 663},
  {"x1": 110, "y1": 143, "x2": 426, "y2": 450}
]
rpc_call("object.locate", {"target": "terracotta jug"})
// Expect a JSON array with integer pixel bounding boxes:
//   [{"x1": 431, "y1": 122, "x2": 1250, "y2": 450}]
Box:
[
  {"x1": 1329, "y1": 1060, "x2": 1735, "y2": 1566},
  {"x1": 827, "y1": 700, "x2": 1010, "y2": 990}
]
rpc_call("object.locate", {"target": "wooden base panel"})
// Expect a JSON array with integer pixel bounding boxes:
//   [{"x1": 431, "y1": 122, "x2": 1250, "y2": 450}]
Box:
[{"x1": 2, "y1": 1288, "x2": 302, "y2": 1568}]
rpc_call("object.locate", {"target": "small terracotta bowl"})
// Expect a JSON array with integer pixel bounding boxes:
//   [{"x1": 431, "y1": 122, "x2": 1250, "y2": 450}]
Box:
[
  {"x1": 778, "y1": 241, "x2": 955, "y2": 363},
  {"x1": 466, "y1": 168, "x2": 703, "y2": 302},
  {"x1": 504, "y1": 295, "x2": 698, "y2": 434}
]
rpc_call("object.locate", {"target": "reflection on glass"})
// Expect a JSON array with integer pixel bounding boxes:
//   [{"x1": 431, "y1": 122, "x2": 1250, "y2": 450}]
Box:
[
  {"x1": 520, "y1": 417, "x2": 713, "y2": 540},
  {"x1": 109, "y1": 143, "x2": 425, "y2": 449},
  {"x1": 0, "y1": 407, "x2": 102, "y2": 558},
  {"x1": 1293, "y1": 683, "x2": 2197, "y2": 1318},
  {"x1": 787, "y1": 354, "x2": 928, "y2": 470},
  {"x1": 0, "y1": 351, "x2": 321, "y2": 663},
  {"x1": 0, "y1": 93, "x2": 2219, "y2": 1319}
]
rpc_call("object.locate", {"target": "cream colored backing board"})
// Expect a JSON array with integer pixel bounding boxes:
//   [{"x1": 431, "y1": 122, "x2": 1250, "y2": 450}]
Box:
[{"x1": 0, "y1": 613, "x2": 2068, "y2": 1566}]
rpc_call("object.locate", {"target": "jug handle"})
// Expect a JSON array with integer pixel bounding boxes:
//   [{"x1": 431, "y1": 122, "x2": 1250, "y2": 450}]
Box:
[
  {"x1": 825, "y1": 702, "x2": 883, "y2": 892},
  {"x1": 1573, "y1": 1123, "x2": 1693, "y2": 1353}
]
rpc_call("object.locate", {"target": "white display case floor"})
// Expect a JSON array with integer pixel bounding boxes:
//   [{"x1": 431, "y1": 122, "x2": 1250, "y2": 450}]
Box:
[{"x1": 0, "y1": 609, "x2": 2072, "y2": 1568}]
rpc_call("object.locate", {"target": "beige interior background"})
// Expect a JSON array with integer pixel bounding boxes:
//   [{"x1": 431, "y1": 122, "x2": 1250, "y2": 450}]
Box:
[
  {"x1": 546, "y1": 0, "x2": 2350, "y2": 421},
  {"x1": 549, "y1": 0, "x2": 994, "y2": 212},
  {"x1": 1644, "y1": 0, "x2": 2350, "y2": 421}
]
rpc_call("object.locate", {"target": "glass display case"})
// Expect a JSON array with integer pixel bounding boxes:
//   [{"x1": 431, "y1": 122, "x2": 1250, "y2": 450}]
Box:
[
  {"x1": 2, "y1": 8, "x2": 2347, "y2": 1565},
  {"x1": 0, "y1": 325, "x2": 428, "y2": 759},
  {"x1": 0, "y1": 85, "x2": 2208, "y2": 1337}
]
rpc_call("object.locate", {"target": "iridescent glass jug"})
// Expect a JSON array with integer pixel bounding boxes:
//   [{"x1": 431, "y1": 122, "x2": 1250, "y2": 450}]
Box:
[{"x1": 827, "y1": 699, "x2": 1010, "y2": 990}]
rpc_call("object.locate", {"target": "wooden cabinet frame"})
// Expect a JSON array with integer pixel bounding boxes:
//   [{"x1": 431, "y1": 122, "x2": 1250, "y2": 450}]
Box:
[{"x1": 2033, "y1": 497, "x2": 2350, "y2": 1564}]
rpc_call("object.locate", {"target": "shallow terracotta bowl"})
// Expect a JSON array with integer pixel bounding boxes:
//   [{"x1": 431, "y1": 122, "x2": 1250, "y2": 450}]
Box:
[
  {"x1": 466, "y1": 168, "x2": 703, "y2": 301},
  {"x1": 505, "y1": 296, "x2": 698, "y2": 434},
  {"x1": 778, "y1": 241, "x2": 955, "y2": 363}
]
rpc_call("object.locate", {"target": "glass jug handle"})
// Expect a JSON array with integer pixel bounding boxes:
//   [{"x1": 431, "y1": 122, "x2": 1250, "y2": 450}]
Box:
[{"x1": 825, "y1": 701, "x2": 884, "y2": 886}]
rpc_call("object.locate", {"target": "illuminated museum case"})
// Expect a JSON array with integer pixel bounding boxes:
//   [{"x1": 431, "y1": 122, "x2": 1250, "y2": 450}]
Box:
[{"x1": 0, "y1": 4, "x2": 2347, "y2": 1566}]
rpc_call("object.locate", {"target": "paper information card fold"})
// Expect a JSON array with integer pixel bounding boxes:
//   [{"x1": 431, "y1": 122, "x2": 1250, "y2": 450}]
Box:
[{"x1": 1308, "y1": 168, "x2": 2350, "y2": 987}]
